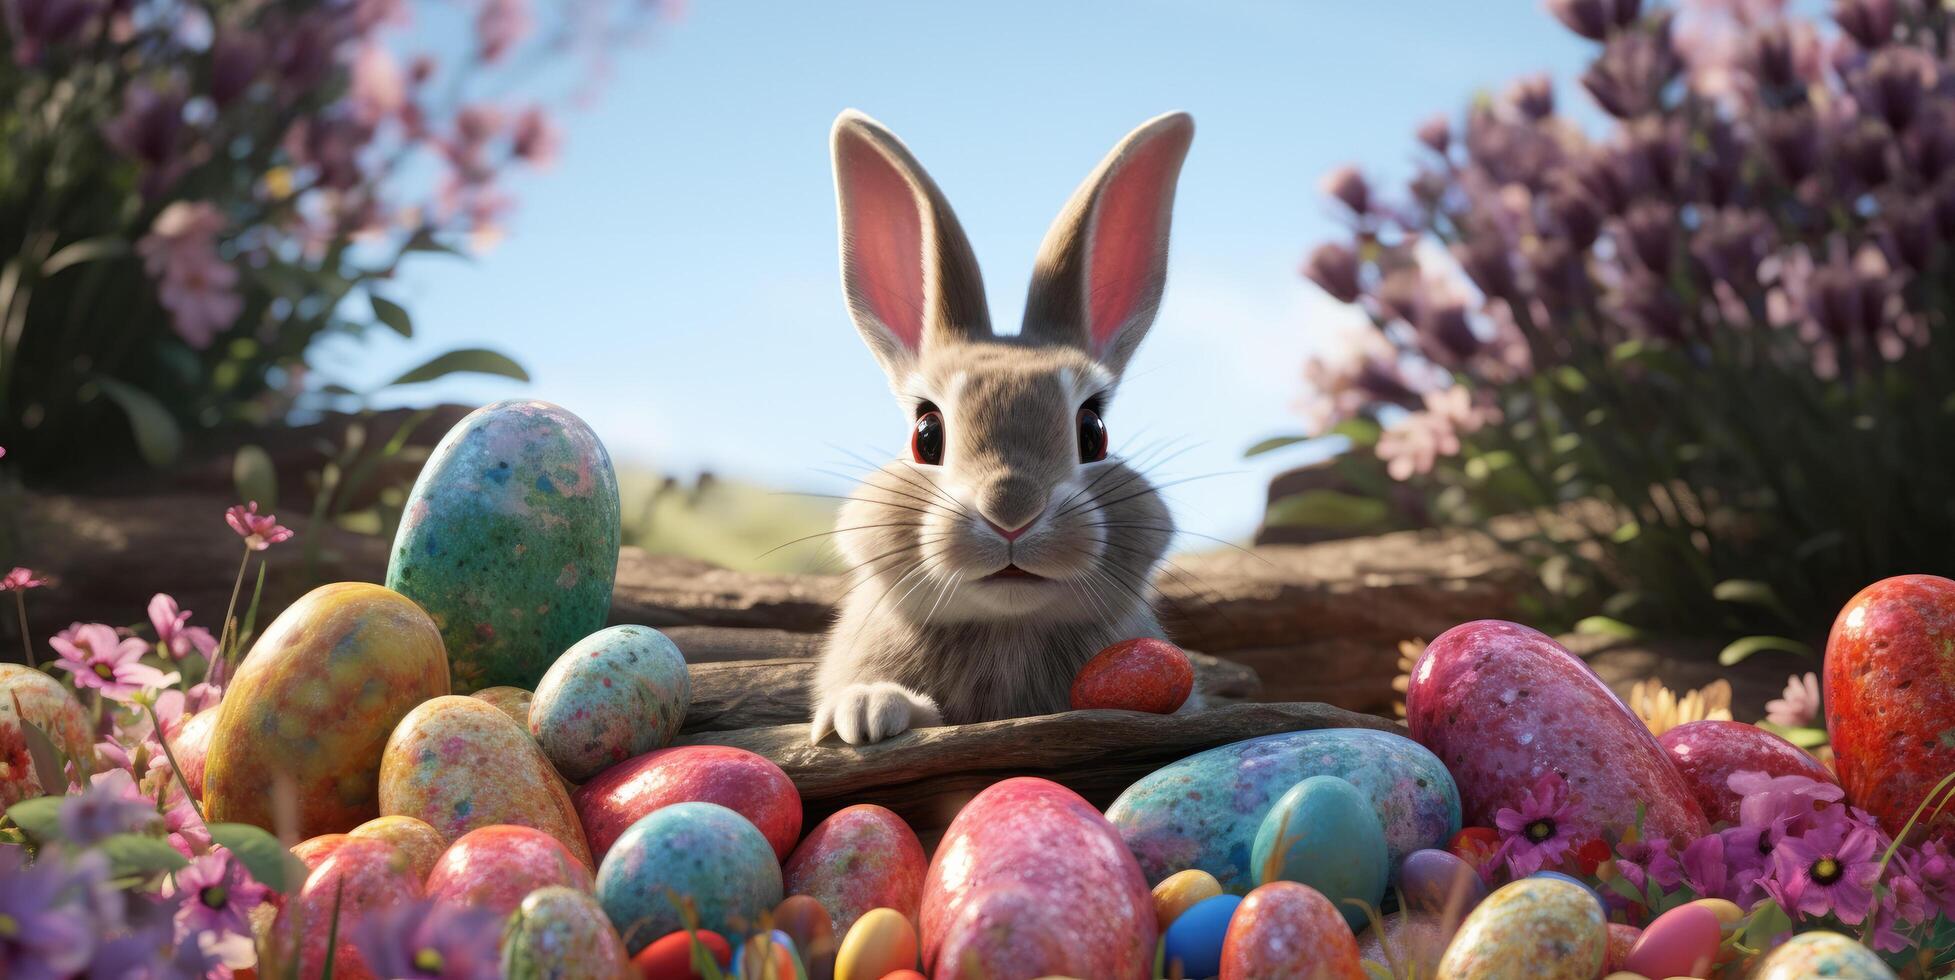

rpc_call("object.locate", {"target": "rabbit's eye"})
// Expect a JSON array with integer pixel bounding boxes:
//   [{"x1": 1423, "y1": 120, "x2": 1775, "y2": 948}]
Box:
[
  {"x1": 1077, "y1": 407, "x2": 1108, "y2": 463},
  {"x1": 912, "y1": 410, "x2": 946, "y2": 465}
]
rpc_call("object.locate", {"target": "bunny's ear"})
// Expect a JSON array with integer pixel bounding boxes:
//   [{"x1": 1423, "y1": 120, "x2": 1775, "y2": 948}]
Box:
[
  {"x1": 1021, "y1": 112, "x2": 1194, "y2": 377},
  {"x1": 832, "y1": 110, "x2": 991, "y2": 380}
]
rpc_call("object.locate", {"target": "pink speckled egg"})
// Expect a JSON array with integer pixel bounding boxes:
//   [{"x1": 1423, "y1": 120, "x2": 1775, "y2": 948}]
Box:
[
  {"x1": 347, "y1": 815, "x2": 446, "y2": 883},
  {"x1": 1405, "y1": 621, "x2": 1708, "y2": 845},
  {"x1": 1220, "y1": 881, "x2": 1364, "y2": 980},
  {"x1": 277, "y1": 837, "x2": 422, "y2": 980},
  {"x1": 1069, "y1": 638, "x2": 1193, "y2": 713},
  {"x1": 291, "y1": 833, "x2": 352, "y2": 871},
  {"x1": 921, "y1": 777, "x2": 1155, "y2": 979},
  {"x1": 784, "y1": 804, "x2": 927, "y2": 933},
  {"x1": 426, "y1": 824, "x2": 596, "y2": 918},
  {"x1": 1657, "y1": 720, "x2": 1836, "y2": 825},
  {"x1": 574, "y1": 744, "x2": 801, "y2": 862},
  {"x1": 166, "y1": 709, "x2": 218, "y2": 802},
  {"x1": 1603, "y1": 922, "x2": 1641, "y2": 972}
]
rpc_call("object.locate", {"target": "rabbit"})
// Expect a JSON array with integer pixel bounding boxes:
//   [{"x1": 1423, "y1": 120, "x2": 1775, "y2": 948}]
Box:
[{"x1": 809, "y1": 108, "x2": 1198, "y2": 745}]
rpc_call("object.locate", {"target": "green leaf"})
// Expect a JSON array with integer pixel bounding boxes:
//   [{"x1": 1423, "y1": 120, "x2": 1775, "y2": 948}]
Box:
[
  {"x1": 97, "y1": 833, "x2": 188, "y2": 876},
  {"x1": 208, "y1": 822, "x2": 301, "y2": 892},
  {"x1": 5, "y1": 795, "x2": 63, "y2": 841},
  {"x1": 370, "y1": 295, "x2": 413, "y2": 338},
  {"x1": 1610, "y1": 520, "x2": 1640, "y2": 543},
  {"x1": 1756, "y1": 721, "x2": 1829, "y2": 748},
  {"x1": 94, "y1": 376, "x2": 183, "y2": 467},
  {"x1": 1711, "y1": 579, "x2": 1780, "y2": 607},
  {"x1": 1718, "y1": 635, "x2": 1813, "y2": 666},
  {"x1": 1264, "y1": 489, "x2": 1388, "y2": 529},
  {"x1": 42, "y1": 237, "x2": 129, "y2": 277},
  {"x1": 383, "y1": 348, "x2": 529, "y2": 388},
  {"x1": 1329, "y1": 418, "x2": 1382, "y2": 448},
  {"x1": 1551, "y1": 365, "x2": 1588, "y2": 393},
  {"x1": 1741, "y1": 899, "x2": 1792, "y2": 950},
  {"x1": 1244, "y1": 434, "x2": 1311, "y2": 458},
  {"x1": 1573, "y1": 616, "x2": 1640, "y2": 639},
  {"x1": 18, "y1": 717, "x2": 65, "y2": 795},
  {"x1": 233, "y1": 445, "x2": 278, "y2": 511}
]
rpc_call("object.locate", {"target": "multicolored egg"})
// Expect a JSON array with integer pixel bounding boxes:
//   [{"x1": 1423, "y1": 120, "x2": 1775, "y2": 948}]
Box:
[
  {"x1": 1621, "y1": 901, "x2": 1719, "y2": 979},
  {"x1": 167, "y1": 709, "x2": 218, "y2": 802},
  {"x1": 1069, "y1": 638, "x2": 1194, "y2": 713},
  {"x1": 529, "y1": 625, "x2": 690, "y2": 783},
  {"x1": 1220, "y1": 881, "x2": 1364, "y2": 980},
  {"x1": 1398, "y1": 849, "x2": 1486, "y2": 921},
  {"x1": 595, "y1": 801, "x2": 783, "y2": 954},
  {"x1": 1162, "y1": 893, "x2": 1239, "y2": 978},
  {"x1": 347, "y1": 814, "x2": 446, "y2": 882},
  {"x1": 426, "y1": 824, "x2": 596, "y2": 919},
  {"x1": 387, "y1": 399, "x2": 621, "y2": 692},
  {"x1": 277, "y1": 837, "x2": 422, "y2": 980},
  {"x1": 771, "y1": 895, "x2": 835, "y2": 967},
  {"x1": 203, "y1": 582, "x2": 449, "y2": 838},
  {"x1": 1826, "y1": 574, "x2": 1955, "y2": 846},
  {"x1": 1356, "y1": 911, "x2": 1449, "y2": 979},
  {"x1": 922, "y1": 777, "x2": 1155, "y2": 979},
  {"x1": 835, "y1": 907, "x2": 918, "y2": 980},
  {"x1": 502, "y1": 885, "x2": 634, "y2": 979},
  {"x1": 1106, "y1": 728, "x2": 1460, "y2": 892},
  {"x1": 731, "y1": 930, "x2": 800, "y2": 980},
  {"x1": 1750, "y1": 931, "x2": 1895, "y2": 979},
  {"x1": 1405, "y1": 621, "x2": 1708, "y2": 845},
  {"x1": 783, "y1": 804, "x2": 927, "y2": 933},
  {"x1": 631, "y1": 929, "x2": 733, "y2": 980},
  {"x1": 0, "y1": 695, "x2": 43, "y2": 806},
  {"x1": 574, "y1": 744, "x2": 801, "y2": 862},
  {"x1": 377, "y1": 695, "x2": 591, "y2": 867},
  {"x1": 0, "y1": 663, "x2": 92, "y2": 763},
  {"x1": 1657, "y1": 719, "x2": 1836, "y2": 825},
  {"x1": 1152, "y1": 869, "x2": 1223, "y2": 929},
  {"x1": 1434, "y1": 877, "x2": 1605, "y2": 980},
  {"x1": 472, "y1": 685, "x2": 535, "y2": 730},
  {"x1": 1250, "y1": 775, "x2": 1388, "y2": 930}
]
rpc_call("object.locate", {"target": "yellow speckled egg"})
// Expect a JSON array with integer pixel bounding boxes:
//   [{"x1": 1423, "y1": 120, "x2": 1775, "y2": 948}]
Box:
[
  {"x1": 1152, "y1": 869, "x2": 1223, "y2": 930},
  {"x1": 835, "y1": 907, "x2": 917, "y2": 980},
  {"x1": 1434, "y1": 877, "x2": 1605, "y2": 980},
  {"x1": 203, "y1": 583, "x2": 449, "y2": 838},
  {"x1": 378, "y1": 694, "x2": 591, "y2": 868},
  {"x1": 471, "y1": 685, "x2": 535, "y2": 729},
  {"x1": 502, "y1": 885, "x2": 634, "y2": 979},
  {"x1": 348, "y1": 814, "x2": 446, "y2": 882},
  {"x1": 1751, "y1": 932, "x2": 1895, "y2": 980}
]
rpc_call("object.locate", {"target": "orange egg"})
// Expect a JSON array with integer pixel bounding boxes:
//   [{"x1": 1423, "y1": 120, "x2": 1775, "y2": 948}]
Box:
[
  {"x1": 1151, "y1": 869, "x2": 1223, "y2": 929},
  {"x1": 837, "y1": 908, "x2": 919, "y2": 980}
]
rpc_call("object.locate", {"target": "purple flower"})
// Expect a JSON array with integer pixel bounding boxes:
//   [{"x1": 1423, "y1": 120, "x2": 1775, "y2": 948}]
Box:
[
  {"x1": 1416, "y1": 114, "x2": 1451, "y2": 154},
  {"x1": 49, "y1": 623, "x2": 169, "y2": 701},
  {"x1": 1495, "y1": 772, "x2": 1581, "y2": 877},
  {"x1": 474, "y1": 0, "x2": 531, "y2": 62},
  {"x1": 1731, "y1": 770, "x2": 1845, "y2": 832},
  {"x1": 60, "y1": 769, "x2": 161, "y2": 844},
  {"x1": 1834, "y1": 0, "x2": 1897, "y2": 49},
  {"x1": 168, "y1": 851, "x2": 266, "y2": 967},
  {"x1": 1320, "y1": 165, "x2": 1371, "y2": 216},
  {"x1": 1548, "y1": 0, "x2": 1638, "y2": 40},
  {"x1": 1767, "y1": 809, "x2": 1881, "y2": 925},
  {"x1": 1582, "y1": 18, "x2": 1682, "y2": 119},
  {"x1": 148, "y1": 593, "x2": 216, "y2": 662},
  {"x1": 1613, "y1": 836, "x2": 1682, "y2": 894},
  {"x1": 1677, "y1": 833, "x2": 1728, "y2": 899},
  {"x1": 1913, "y1": 839, "x2": 1955, "y2": 920},
  {"x1": 352, "y1": 899, "x2": 504, "y2": 979},
  {"x1": 1506, "y1": 74, "x2": 1555, "y2": 121},
  {"x1": 207, "y1": 31, "x2": 264, "y2": 106},
  {"x1": 102, "y1": 82, "x2": 185, "y2": 168},
  {"x1": 1302, "y1": 243, "x2": 1362, "y2": 303},
  {"x1": 0, "y1": 848, "x2": 102, "y2": 978},
  {"x1": 3, "y1": 0, "x2": 99, "y2": 66}
]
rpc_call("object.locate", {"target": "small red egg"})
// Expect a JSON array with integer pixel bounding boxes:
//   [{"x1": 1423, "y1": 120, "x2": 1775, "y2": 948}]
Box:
[
  {"x1": 1220, "y1": 881, "x2": 1364, "y2": 979},
  {"x1": 880, "y1": 972, "x2": 926, "y2": 980},
  {"x1": 633, "y1": 929, "x2": 733, "y2": 979},
  {"x1": 1603, "y1": 922, "x2": 1642, "y2": 972},
  {"x1": 1069, "y1": 638, "x2": 1193, "y2": 713},
  {"x1": 575, "y1": 744, "x2": 802, "y2": 862},
  {"x1": 425, "y1": 824, "x2": 595, "y2": 919}
]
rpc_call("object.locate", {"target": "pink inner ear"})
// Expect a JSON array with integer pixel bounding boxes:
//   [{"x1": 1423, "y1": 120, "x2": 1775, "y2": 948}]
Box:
[
  {"x1": 1085, "y1": 136, "x2": 1179, "y2": 356},
  {"x1": 839, "y1": 138, "x2": 926, "y2": 353}
]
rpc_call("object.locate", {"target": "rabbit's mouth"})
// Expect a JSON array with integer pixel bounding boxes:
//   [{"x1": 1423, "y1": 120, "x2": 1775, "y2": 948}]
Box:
[{"x1": 984, "y1": 564, "x2": 1046, "y2": 581}]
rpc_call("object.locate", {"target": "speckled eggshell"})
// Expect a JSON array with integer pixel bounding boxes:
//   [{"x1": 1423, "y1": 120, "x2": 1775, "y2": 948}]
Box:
[
  {"x1": 574, "y1": 744, "x2": 801, "y2": 862},
  {"x1": 1219, "y1": 881, "x2": 1364, "y2": 980},
  {"x1": 1069, "y1": 638, "x2": 1194, "y2": 713},
  {"x1": 1356, "y1": 911, "x2": 1449, "y2": 979},
  {"x1": 1105, "y1": 728, "x2": 1460, "y2": 892},
  {"x1": 1433, "y1": 877, "x2": 1605, "y2": 980},
  {"x1": 1751, "y1": 931, "x2": 1895, "y2": 979},
  {"x1": 386, "y1": 399, "x2": 621, "y2": 693},
  {"x1": 203, "y1": 583, "x2": 449, "y2": 838},
  {"x1": 1657, "y1": 719, "x2": 1836, "y2": 825},
  {"x1": 783, "y1": 804, "x2": 927, "y2": 933},
  {"x1": 1251, "y1": 774, "x2": 1389, "y2": 930},
  {"x1": 0, "y1": 663, "x2": 93, "y2": 763},
  {"x1": 0, "y1": 695, "x2": 42, "y2": 807},
  {"x1": 502, "y1": 884, "x2": 634, "y2": 980},
  {"x1": 530, "y1": 625, "x2": 690, "y2": 783},
  {"x1": 278, "y1": 837, "x2": 422, "y2": 980},
  {"x1": 426, "y1": 824, "x2": 596, "y2": 919},
  {"x1": 594, "y1": 800, "x2": 783, "y2": 954},
  {"x1": 291, "y1": 833, "x2": 351, "y2": 871},
  {"x1": 347, "y1": 814, "x2": 445, "y2": 883},
  {"x1": 1602, "y1": 922, "x2": 1640, "y2": 972},
  {"x1": 1405, "y1": 621, "x2": 1708, "y2": 845},
  {"x1": 921, "y1": 777, "x2": 1155, "y2": 980},
  {"x1": 1826, "y1": 574, "x2": 1955, "y2": 846},
  {"x1": 377, "y1": 695, "x2": 592, "y2": 867},
  {"x1": 472, "y1": 685, "x2": 535, "y2": 729},
  {"x1": 167, "y1": 709, "x2": 218, "y2": 802}
]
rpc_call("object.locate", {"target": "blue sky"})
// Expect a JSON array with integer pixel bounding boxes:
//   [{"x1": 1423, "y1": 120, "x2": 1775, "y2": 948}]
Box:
[{"x1": 318, "y1": 1, "x2": 1598, "y2": 548}]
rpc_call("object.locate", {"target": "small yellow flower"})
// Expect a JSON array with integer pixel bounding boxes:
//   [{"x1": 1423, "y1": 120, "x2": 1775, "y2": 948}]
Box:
[
  {"x1": 1391, "y1": 638, "x2": 1427, "y2": 720},
  {"x1": 263, "y1": 166, "x2": 294, "y2": 199},
  {"x1": 1627, "y1": 678, "x2": 1733, "y2": 737}
]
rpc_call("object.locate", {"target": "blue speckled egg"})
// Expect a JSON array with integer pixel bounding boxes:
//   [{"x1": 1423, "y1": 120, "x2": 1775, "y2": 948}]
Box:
[
  {"x1": 595, "y1": 801, "x2": 783, "y2": 955},
  {"x1": 530, "y1": 625, "x2": 690, "y2": 782},
  {"x1": 1162, "y1": 893, "x2": 1239, "y2": 979},
  {"x1": 1751, "y1": 931, "x2": 1895, "y2": 980},
  {"x1": 1250, "y1": 775, "x2": 1387, "y2": 931},
  {"x1": 1104, "y1": 729, "x2": 1460, "y2": 893}
]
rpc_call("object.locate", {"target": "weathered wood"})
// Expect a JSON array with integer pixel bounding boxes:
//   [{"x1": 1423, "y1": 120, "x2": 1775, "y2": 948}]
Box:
[{"x1": 664, "y1": 626, "x2": 821, "y2": 663}]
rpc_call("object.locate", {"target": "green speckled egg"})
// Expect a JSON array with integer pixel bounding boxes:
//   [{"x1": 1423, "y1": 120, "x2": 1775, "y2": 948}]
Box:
[
  {"x1": 530, "y1": 625, "x2": 689, "y2": 782},
  {"x1": 1751, "y1": 932, "x2": 1895, "y2": 980},
  {"x1": 596, "y1": 801, "x2": 783, "y2": 954},
  {"x1": 1250, "y1": 775, "x2": 1389, "y2": 931},
  {"x1": 1434, "y1": 877, "x2": 1605, "y2": 980},
  {"x1": 0, "y1": 663, "x2": 92, "y2": 764},
  {"x1": 387, "y1": 400, "x2": 621, "y2": 692},
  {"x1": 377, "y1": 695, "x2": 592, "y2": 868},
  {"x1": 503, "y1": 885, "x2": 635, "y2": 980}
]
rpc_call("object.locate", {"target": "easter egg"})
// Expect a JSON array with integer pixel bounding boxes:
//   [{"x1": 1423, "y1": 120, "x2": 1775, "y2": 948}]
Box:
[
  {"x1": 1602, "y1": 923, "x2": 1640, "y2": 971},
  {"x1": 835, "y1": 907, "x2": 918, "y2": 980},
  {"x1": 291, "y1": 833, "x2": 350, "y2": 870},
  {"x1": 733, "y1": 930, "x2": 799, "y2": 980},
  {"x1": 1657, "y1": 719, "x2": 1836, "y2": 825},
  {"x1": 632, "y1": 929, "x2": 733, "y2": 979},
  {"x1": 1163, "y1": 894, "x2": 1240, "y2": 978},
  {"x1": 1405, "y1": 621, "x2": 1708, "y2": 844},
  {"x1": 347, "y1": 815, "x2": 445, "y2": 882},
  {"x1": 772, "y1": 895, "x2": 835, "y2": 967},
  {"x1": 1152, "y1": 868, "x2": 1223, "y2": 929},
  {"x1": 922, "y1": 777, "x2": 1155, "y2": 979},
  {"x1": 882, "y1": 973, "x2": 926, "y2": 980},
  {"x1": 426, "y1": 824, "x2": 596, "y2": 918},
  {"x1": 0, "y1": 696, "x2": 43, "y2": 806},
  {"x1": 1527, "y1": 871, "x2": 1606, "y2": 915},
  {"x1": 387, "y1": 399, "x2": 621, "y2": 692},
  {"x1": 1433, "y1": 877, "x2": 1605, "y2": 980},
  {"x1": 1069, "y1": 637, "x2": 1194, "y2": 713},
  {"x1": 784, "y1": 804, "x2": 927, "y2": 933},
  {"x1": 167, "y1": 709, "x2": 218, "y2": 801},
  {"x1": 1106, "y1": 728, "x2": 1459, "y2": 892},
  {"x1": 1751, "y1": 931, "x2": 1895, "y2": 979},
  {"x1": 530, "y1": 625, "x2": 690, "y2": 783},
  {"x1": 596, "y1": 801, "x2": 783, "y2": 954},
  {"x1": 503, "y1": 885, "x2": 634, "y2": 979},
  {"x1": 378, "y1": 695, "x2": 592, "y2": 867},
  {"x1": 0, "y1": 663, "x2": 92, "y2": 763},
  {"x1": 472, "y1": 685, "x2": 535, "y2": 729},
  {"x1": 203, "y1": 583, "x2": 449, "y2": 838},
  {"x1": 1398, "y1": 849, "x2": 1486, "y2": 920},
  {"x1": 1621, "y1": 902, "x2": 1718, "y2": 979},
  {"x1": 279, "y1": 837, "x2": 422, "y2": 980},
  {"x1": 1356, "y1": 912, "x2": 1449, "y2": 979},
  {"x1": 1826, "y1": 574, "x2": 1955, "y2": 846},
  {"x1": 576, "y1": 744, "x2": 801, "y2": 862},
  {"x1": 1250, "y1": 775, "x2": 1388, "y2": 930},
  {"x1": 1219, "y1": 881, "x2": 1363, "y2": 980}
]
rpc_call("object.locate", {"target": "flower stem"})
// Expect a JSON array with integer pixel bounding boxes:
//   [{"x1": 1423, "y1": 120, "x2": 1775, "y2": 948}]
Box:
[
  {"x1": 218, "y1": 544, "x2": 251, "y2": 676},
  {"x1": 144, "y1": 700, "x2": 205, "y2": 824},
  {"x1": 13, "y1": 591, "x2": 30, "y2": 667}
]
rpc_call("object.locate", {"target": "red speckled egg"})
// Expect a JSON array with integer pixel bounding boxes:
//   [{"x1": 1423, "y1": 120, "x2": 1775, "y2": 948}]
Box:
[
  {"x1": 1220, "y1": 881, "x2": 1364, "y2": 980},
  {"x1": 1826, "y1": 574, "x2": 1955, "y2": 846},
  {"x1": 632, "y1": 929, "x2": 733, "y2": 979},
  {"x1": 575, "y1": 745, "x2": 801, "y2": 862},
  {"x1": 921, "y1": 777, "x2": 1155, "y2": 979},
  {"x1": 1658, "y1": 720, "x2": 1837, "y2": 825},
  {"x1": 348, "y1": 815, "x2": 446, "y2": 883},
  {"x1": 1604, "y1": 922, "x2": 1642, "y2": 972},
  {"x1": 425, "y1": 824, "x2": 596, "y2": 919},
  {"x1": 1406, "y1": 621, "x2": 1708, "y2": 844},
  {"x1": 784, "y1": 804, "x2": 927, "y2": 934},
  {"x1": 291, "y1": 833, "x2": 351, "y2": 871},
  {"x1": 1069, "y1": 638, "x2": 1193, "y2": 713},
  {"x1": 276, "y1": 837, "x2": 422, "y2": 980}
]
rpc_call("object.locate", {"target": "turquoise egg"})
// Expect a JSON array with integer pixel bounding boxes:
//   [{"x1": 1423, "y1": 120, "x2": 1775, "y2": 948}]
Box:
[
  {"x1": 1249, "y1": 775, "x2": 1387, "y2": 931},
  {"x1": 595, "y1": 801, "x2": 783, "y2": 954},
  {"x1": 388, "y1": 399, "x2": 621, "y2": 692},
  {"x1": 1162, "y1": 893, "x2": 1239, "y2": 979},
  {"x1": 530, "y1": 625, "x2": 690, "y2": 782},
  {"x1": 1105, "y1": 729, "x2": 1460, "y2": 893}
]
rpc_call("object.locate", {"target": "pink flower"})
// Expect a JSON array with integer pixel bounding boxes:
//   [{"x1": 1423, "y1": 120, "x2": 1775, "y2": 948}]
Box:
[
  {"x1": 1615, "y1": 836, "x2": 1683, "y2": 895},
  {"x1": 136, "y1": 202, "x2": 242, "y2": 349},
  {"x1": 1764, "y1": 671, "x2": 1822, "y2": 727},
  {"x1": 474, "y1": 0, "x2": 531, "y2": 62},
  {"x1": 168, "y1": 851, "x2": 267, "y2": 960},
  {"x1": 511, "y1": 106, "x2": 560, "y2": 167},
  {"x1": 0, "y1": 567, "x2": 47, "y2": 590},
  {"x1": 148, "y1": 594, "x2": 216, "y2": 662},
  {"x1": 1677, "y1": 833, "x2": 1729, "y2": 899},
  {"x1": 350, "y1": 44, "x2": 407, "y2": 126},
  {"x1": 1731, "y1": 770, "x2": 1844, "y2": 831},
  {"x1": 1494, "y1": 772, "x2": 1581, "y2": 877},
  {"x1": 1766, "y1": 809, "x2": 1881, "y2": 925},
  {"x1": 50, "y1": 623, "x2": 169, "y2": 701},
  {"x1": 225, "y1": 502, "x2": 293, "y2": 551}
]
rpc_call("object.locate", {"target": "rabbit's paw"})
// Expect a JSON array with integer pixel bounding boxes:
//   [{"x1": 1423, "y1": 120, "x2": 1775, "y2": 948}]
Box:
[{"x1": 810, "y1": 682, "x2": 942, "y2": 746}]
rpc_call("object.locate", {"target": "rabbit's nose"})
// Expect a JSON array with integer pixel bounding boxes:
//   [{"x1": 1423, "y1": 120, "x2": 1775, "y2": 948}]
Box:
[{"x1": 977, "y1": 479, "x2": 1046, "y2": 540}]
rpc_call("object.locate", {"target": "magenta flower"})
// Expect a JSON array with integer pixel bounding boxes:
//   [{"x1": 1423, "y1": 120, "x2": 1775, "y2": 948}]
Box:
[
  {"x1": 1731, "y1": 770, "x2": 1844, "y2": 831},
  {"x1": 1495, "y1": 772, "x2": 1581, "y2": 877},
  {"x1": 148, "y1": 593, "x2": 216, "y2": 662},
  {"x1": 169, "y1": 851, "x2": 267, "y2": 951},
  {"x1": 225, "y1": 501, "x2": 293, "y2": 551},
  {"x1": 1612, "y1": 835, "x2": 1682, "y2": 894},
  {"x1": 1766, "y1": 809, "x2": 1882, "y2": 925},
  {"x1": 1676, "y1": 833, "x2": 1728, "y2": 899},
  {"x1": 1912, "y1": 839, "x2": 1955, "y2": 921},
  {"x1": 1764, "y1": 671, "x2": 1822, "y2": 727},
  {"x1": 50, "y1": 622, "x2": 169, "y2": 701},
  {"x1": 0, "y1": 567, "x2": 47, "y2": 591},
  {"x1": 0, "y1": 846, "x2": 102, "y2": 976},
  {"x1": 353, "y1": 899, "x2": 504, "y2": 979}
]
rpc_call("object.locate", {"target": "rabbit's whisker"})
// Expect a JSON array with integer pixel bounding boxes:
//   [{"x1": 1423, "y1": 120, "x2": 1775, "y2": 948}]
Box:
[
  {"x1": 757, "y1": 522, "x2": 926, "y2": 560},
  {"x1": 1050, "y1": 438, "x2": 1198, "y2": 520},
  {"x1": 1086, "y1": 520, "x2": 1271, "y2": 564},
  {"x1": 1073, "y1": 471, "x2": 1244, "y2": 518},
  {"x1": 776, "y1": 491, "x2": 943, "y2": 519}
]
